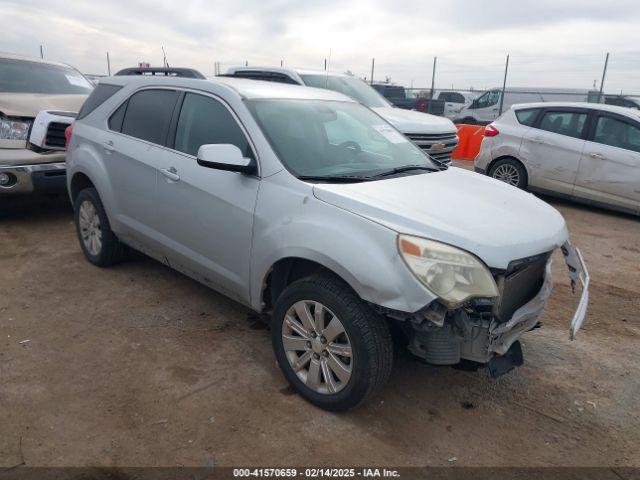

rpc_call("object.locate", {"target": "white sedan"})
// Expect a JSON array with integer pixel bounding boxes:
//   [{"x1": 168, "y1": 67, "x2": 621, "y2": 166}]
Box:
[{"x1": 475, "y1": 102, "x2": 640, "y2": 215}]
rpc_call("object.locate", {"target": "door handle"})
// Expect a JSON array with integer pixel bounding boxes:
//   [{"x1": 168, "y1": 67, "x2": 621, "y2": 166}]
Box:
[
  {"x1": 102, "y1": 140, "x2": 115, "y2": 152},
  {"x1": 589, "y1": 152, "x2": 605, "y2": 160},
  {"x1": 160, "y1": 167, "x2": 180, "y2": 182},
  {"x1": 530, "y1": 137, "x2": 543, "y2": 144}
]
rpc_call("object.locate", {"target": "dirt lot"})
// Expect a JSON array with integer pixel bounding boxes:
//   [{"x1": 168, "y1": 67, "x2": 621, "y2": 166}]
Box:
[{"x1": 1, "y1": 163, "x2": 639, "y2": 468}]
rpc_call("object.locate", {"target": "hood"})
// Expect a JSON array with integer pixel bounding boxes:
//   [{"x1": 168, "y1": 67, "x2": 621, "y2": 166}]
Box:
[
  {"x1": 313, "y1": 167, "x2": 568, "y2": 269},
  {"x1": 0, "y1": 93, "x2": 87, "y2": 117},
  {"x1": 372, "y1": 106, "x2": 456, "y2": 135}
]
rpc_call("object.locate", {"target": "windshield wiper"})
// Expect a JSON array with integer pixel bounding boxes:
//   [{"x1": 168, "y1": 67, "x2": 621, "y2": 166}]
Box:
[
  {"x1": 371, "y1": 165, "x2": 439, "y2": 178},
  {"x1": 298, "y1": 174, "x2": 373, "y2": 183}
]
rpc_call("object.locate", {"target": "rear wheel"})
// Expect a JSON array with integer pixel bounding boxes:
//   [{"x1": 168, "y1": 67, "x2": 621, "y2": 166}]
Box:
[
  {"x1": 74, "y1": 188, "x2": 127, "y2": 266},
  {"x1": 272, "y1": 273, "x2": 393, "y2": 411},
  {"x1": 489, "y1": 158, "x2": 528, "y2": 189}
]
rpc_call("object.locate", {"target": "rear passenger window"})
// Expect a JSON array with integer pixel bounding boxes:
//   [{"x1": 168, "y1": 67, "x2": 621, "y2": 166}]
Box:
[
  {"x1": 538, "y1": 111, "x2": 587, "y2": 139},
  {"x1": 593, "y1": 115, "x2": 640, "y2": 153},
  {"x1": 515, "y1": 109, "x2": 540, "y2": 126},
  {"x1": 449, "y1": 92, "x2": 466, "y2": 104},
  {"x1": 233, "y1": 71, "x2": 271, "y2": 81},
  {"x1": 173, "y1": 93, "x2": 254, "y2": 159},
  {"x1": 76, "y1": 84, "x2": 122, "y2": 120},
  {"x1": 108, "y1": 101, "x2": 127, "y2": 132},
  {"x1": 120, "y1": 89, "x2": 178, "y2": 144},
  {"x1": 270, "y1": 73, "x2": 299, "y2": 85}
]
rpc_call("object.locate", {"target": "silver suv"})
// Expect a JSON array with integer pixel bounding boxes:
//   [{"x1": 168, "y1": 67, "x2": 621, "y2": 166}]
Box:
[{"x1": 66, "y1": 73, "x2": 588, "y2": 411}]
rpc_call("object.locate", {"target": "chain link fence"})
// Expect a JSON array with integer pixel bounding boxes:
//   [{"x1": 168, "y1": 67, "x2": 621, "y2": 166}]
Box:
[{"x1": 84, "y1": 52, "x2": 640, "y2": 124}]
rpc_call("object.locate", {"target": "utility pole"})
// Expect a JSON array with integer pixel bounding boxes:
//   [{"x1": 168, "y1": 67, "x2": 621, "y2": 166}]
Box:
[
  {"x1": 39, "y1": 45, "x2": 44, "y2": 59},
  {"x1": 370, "y1": 58, "x2": 375, "y2": 85},
  {"x1": 162, "y1": 46, "x2": 168, "y2": 67},
  {"x1": 598, "y1": 52, "x2": 610, "y2": 103},
  {"x1": 324, "y1": 58, "x2": 327, "y2": 71},
  {"x1": 429, "y1": 56, "x2": 437, "y2": 112},
  {"x1": 498, "y1": 54, "x2": 510, "y2": 116},
  {"x1": 280, "y1": 59, "x2": 283, "y2": 67},
  {"x1": 106, "y1": 51, "x2": 111, "y2": 75}
]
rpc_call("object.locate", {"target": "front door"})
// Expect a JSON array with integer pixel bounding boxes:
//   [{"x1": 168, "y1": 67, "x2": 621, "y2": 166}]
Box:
[
  {"x1": 574, "y1": 112, "x2": 640, "y2": 213},
  {"x1": 153, "y1": 91, "x2": 260, "y2": 303},
  {"x1": 474, "y1": 90, "x2": 501, "y2": 123},
  {"x1": 520, "y1": 109, "x2": 588, "y2": 195}
]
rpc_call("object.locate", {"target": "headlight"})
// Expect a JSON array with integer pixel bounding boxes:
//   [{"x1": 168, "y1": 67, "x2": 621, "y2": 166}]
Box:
[
  {"x1": 398, "y1": 234, "x2": 499, "y2": 308},
  {"x1": 0, "y1": 116, "x2": 31, "y2": 141}
]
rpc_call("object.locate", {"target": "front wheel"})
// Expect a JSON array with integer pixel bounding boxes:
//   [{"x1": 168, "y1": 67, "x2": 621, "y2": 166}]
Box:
[{"x1": 272, "y1": 274, "x2": 393, "y2": 411}]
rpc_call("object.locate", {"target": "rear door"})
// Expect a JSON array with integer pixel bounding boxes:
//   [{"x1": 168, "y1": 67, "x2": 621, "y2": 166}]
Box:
[
  {"x1": 574, "y1": 112, "x2": 640, "y2": 213},
  {"x1": 105, "y1": 88, "x2": 179, "y2": 243},
  {"x1": 520, "y1": 108, "x2": 588, "y2": 194},
  {"x1": 154, "y1": 91, "x2": 260, "y2": 303}
]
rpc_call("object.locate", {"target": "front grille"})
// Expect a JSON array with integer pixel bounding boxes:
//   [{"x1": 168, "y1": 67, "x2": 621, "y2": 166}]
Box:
[
  {"x1": 494, "y1": 252, "x2": 551, "y2": 322},
  {"x1": 45, "y1": 122, "x2": 68, "y2": 149},
  {"x1": 406, "y1": 132, "x2": 458, "y2": 162}
]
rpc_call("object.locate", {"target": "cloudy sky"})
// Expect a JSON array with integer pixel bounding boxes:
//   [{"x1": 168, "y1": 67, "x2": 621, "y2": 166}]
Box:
[{"x1": 2, "y1": 0, "x2": 640, "y2": 93}]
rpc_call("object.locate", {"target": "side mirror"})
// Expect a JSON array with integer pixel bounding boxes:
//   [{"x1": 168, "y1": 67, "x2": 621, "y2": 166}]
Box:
[{"x1": 196, "y1": 144, "x2": 255, "y2": 174}]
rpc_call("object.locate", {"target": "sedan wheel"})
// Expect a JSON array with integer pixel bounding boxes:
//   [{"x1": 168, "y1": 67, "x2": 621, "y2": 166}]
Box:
[{"x1": 282, "y1": 300, "x2": 353, "y2": 394}]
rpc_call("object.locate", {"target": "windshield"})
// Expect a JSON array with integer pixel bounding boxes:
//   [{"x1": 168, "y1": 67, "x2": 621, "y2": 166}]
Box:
[
  {"x1": 0, "y1": 59, "x2": 93, "y2": 94},
  {"x1": 300, "y1": 74, "x2": 390, "y2": 108},
  {"x1": 248, "y1": 99, "x2": 437, "y2": 180}
]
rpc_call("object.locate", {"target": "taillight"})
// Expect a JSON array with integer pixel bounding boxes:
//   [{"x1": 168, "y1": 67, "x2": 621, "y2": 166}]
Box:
[
  {"x1": 418, "y1": 100, "x2": 427, "y2": 112},
  {"x1": 484, "y1": 125, "x2": 499, "y2": 137},
  {"x1": 65, "y1": 124, "x2": 73, "y2": 149}
]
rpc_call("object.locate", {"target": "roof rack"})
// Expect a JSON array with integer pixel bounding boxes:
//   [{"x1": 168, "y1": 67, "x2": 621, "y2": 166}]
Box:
[{"x1": 114, "y1": 67, "x2": 206, "y2": 79}]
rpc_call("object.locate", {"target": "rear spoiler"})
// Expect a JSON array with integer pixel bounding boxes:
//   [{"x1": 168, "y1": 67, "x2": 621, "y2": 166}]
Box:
[{"x1": 115, "y1": 67, "x2": 205, "y2": 79}]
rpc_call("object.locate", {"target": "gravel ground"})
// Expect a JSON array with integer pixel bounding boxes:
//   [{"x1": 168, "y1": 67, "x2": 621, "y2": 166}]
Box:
[{"x1": 1, "y1": 163, "x2": 639, "y2": 468}]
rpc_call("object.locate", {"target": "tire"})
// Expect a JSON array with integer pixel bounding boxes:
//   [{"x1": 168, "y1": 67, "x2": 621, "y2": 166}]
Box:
[
  {"x1": 489, "y1": 158, "x2": 528, "y2": 189},
  {"x1": 272, "y1": 273, "x2": 393, "y2": 411},
  {"x1": 461, "y1": 117, "x2": 477, "y2": 125},
  {"x1": 74, "y1": 187, "x2": 127, "y2": 267}
]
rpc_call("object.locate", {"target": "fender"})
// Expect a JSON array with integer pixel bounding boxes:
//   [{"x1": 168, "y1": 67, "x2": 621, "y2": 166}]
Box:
[{"x1": 249, "y1": 174, "x2": 435, "y2": 313}]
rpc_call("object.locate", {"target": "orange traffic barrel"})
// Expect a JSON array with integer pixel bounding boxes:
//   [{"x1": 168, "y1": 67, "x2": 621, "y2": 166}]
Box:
[{"x1": 452, "y1": 124, "x2": 486, "y2": 161}]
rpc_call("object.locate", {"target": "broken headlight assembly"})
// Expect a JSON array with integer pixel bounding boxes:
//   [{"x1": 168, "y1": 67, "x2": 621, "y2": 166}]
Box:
[{"x1": 398, "y1": 234, "x2": 499, "y2": 308}]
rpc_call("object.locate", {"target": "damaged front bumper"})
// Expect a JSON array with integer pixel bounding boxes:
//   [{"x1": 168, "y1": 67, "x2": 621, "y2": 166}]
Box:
[{"x1": 405, "y1": 241, "x2": 589, "y2": 375}]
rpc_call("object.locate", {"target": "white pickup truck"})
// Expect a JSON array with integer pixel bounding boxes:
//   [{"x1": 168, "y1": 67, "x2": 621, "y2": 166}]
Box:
[
  {"x1": 0, "y1": 53, "x2": 91, "y2": 195},
  {"x1": 224, "y1": 67, "x2": 459, "y2": 165}
]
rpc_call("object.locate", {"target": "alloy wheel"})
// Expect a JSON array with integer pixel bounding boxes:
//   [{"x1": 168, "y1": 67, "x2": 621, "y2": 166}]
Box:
[
  {"x1": 282, "y1": 300, "x2": 353, "y2": 394},
  {"x1": 493, "y1": 164, "x2": 521, "y2": 186},
  {"x1": 78, "y1": 200, "x2": 102, "y2": 256}
]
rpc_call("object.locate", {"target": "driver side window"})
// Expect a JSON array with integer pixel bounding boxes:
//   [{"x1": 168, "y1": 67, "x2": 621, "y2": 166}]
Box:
[
  {"x1": 473, "y1": 91, "x2": 500, "y2": 109},
  {"x1": 173, "y1": 93, "x2": 254, "y2": 159}
]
